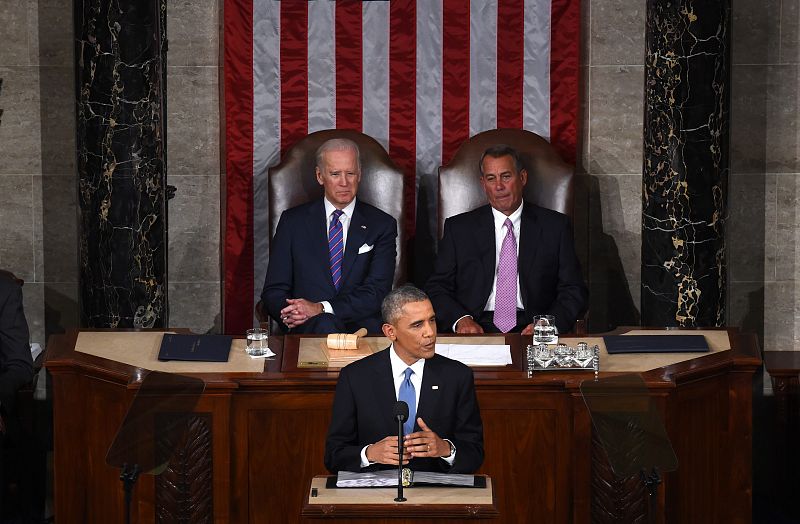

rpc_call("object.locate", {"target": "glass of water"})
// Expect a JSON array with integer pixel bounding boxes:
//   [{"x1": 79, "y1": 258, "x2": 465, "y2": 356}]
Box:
[
  {"x1": 532, "y1": 315, "x2": 558, "y2": 345},
  {"x1": 245, "y1": 327, "x2": 269, "y2": 356}
]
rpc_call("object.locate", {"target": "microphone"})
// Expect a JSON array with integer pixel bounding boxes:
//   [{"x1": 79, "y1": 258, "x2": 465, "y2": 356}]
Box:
[
  {"x1": 393, "y1": 401, "x2": 408, "y2": 502},
  {"x1": 394, "y1": 400, "x2": 409, "y2": 423}
]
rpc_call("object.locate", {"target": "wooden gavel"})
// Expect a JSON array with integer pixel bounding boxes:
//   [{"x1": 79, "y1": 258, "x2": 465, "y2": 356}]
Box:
[{"x1": 326, "y1": 328, "x2": 368, "y2": 350}]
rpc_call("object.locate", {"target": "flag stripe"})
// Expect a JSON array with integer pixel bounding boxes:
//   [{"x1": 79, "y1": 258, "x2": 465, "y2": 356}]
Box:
[
  {"x1": 362, "y1": 2, "x2": 390, "y2": 150},
  {"x1": 469, "y1": 0, "x2": 497, "y2": 136},
  {"x1": 441, "y1": 0, "x2": 470, "y2": 166},
  {"x1": 223, "y1": 0, "x2": 255, "y2": 336},
  {"x1": 252, "y1": 0, "x2": 281, "y2": 318},
  {"x1": 308, "y1": 1, "x2": 336, "y2": 133},
  {"x1": 280, "y1": 2, "x2": 309, "y2": 153},
  {"x1": 523, "y1": 0, "x2": 552, "y2": 136},
  {"x1": 336, "y1": 1, "x2": 363, "y2": 130},
  {"x1": 497, "y1": 0, "x2": 525, "y2": 129},
  {"x1": 549, "y1": 0, "x2": 580, "y2": 163},
  {"x1": 389, "y1": 0, "x2": 417, "y2": 240},
  {"x1": 415, "y1": 0, "x2": 444, "y2": 231}
]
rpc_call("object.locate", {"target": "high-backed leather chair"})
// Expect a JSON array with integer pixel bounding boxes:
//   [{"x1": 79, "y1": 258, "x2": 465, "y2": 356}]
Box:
[
  {"x1": 437, "y1": 129, "x2": 585, "y2": 334},
  {"x1": 255, "y1": 130, "x2": 407, "y2": 324},
  {"x1": 438, "y1": 128, "x2": 574, "y2": 237}
]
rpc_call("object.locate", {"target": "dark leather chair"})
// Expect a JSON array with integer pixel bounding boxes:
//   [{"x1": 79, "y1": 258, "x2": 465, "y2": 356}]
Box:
[
  {"x1": 255, "y1": 130, "x2": 407, "y2": 325},
  {"x1": 437, "y1": 128, "x2": 585, "y2": 334}
]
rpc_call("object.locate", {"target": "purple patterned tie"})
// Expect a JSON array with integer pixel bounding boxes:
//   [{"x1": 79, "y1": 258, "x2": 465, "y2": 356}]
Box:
[
  {"x1": 328, "y1": 210, "x2": 344, "y2": 289},
  {"x1": 494, "y1": 218, "x2": 517, "y2": 332}
]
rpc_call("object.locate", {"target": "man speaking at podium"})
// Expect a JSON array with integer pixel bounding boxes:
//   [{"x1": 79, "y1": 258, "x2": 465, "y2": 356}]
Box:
[{"x1": 324, "y1": 285, "x2": 483, "y2": 474}]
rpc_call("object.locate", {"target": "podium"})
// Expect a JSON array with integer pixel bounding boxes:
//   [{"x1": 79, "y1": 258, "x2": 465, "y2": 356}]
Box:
[
  {"x1": 301, "y1": 475, "x2": 498, "y2": 521},
  {"x1": 45, "y1": 328, "x2": 760, "y2": 523}
]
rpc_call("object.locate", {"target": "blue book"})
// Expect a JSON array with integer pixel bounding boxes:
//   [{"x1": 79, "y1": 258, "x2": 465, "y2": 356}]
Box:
[
  {"x1": 158, "y1": 334, "x2": 233, "y2": 362},
  {"x1": 603, "y1": 334, "x2": 710, "y2": 354}
]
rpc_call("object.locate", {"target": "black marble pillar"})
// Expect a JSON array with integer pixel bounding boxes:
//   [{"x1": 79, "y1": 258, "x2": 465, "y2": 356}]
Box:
[
  {"x1": 641, "y1": 1, "x2": 729, "y2": 327},
  {"x1": 75, "y1": 0, "x2": 168, "y2": 328}
]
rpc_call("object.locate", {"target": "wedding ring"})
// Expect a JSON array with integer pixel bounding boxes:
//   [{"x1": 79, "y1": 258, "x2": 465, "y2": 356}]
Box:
[{"x1": 427, "y1": 444, "x2": 430, "y2": 452}]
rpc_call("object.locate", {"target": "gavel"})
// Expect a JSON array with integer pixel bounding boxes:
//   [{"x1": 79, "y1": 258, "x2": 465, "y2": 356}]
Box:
[{"x1": 326, "y1": 328, "x2": 368, "y2": 350}]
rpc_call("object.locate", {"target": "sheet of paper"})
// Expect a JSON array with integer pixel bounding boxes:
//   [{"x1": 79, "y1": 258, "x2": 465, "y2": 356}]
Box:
[{"x1": 434, "y1": 344, "x2": 512, "y2": 366}]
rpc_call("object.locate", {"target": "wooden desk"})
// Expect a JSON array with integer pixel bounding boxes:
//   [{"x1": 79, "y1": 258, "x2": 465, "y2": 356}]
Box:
[{"x1": 45, "y1": 328, "x2": 760, "y2": 523}]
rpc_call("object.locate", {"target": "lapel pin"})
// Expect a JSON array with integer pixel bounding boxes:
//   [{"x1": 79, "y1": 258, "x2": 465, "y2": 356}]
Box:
[
  {"x1": 361, "y1": 225, "x2": 366, "y2": 229},
  {"x1": 432, "y1": 385, "x2": 439, "y2": 390}
]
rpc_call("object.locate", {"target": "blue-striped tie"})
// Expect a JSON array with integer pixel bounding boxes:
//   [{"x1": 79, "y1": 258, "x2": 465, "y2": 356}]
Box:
[
  {"x1": 328, "y1": 209, "x2": 345, "y2": 290},
  {"x1": 398, "y1": 368, "x2": 416, "y2": 435}
]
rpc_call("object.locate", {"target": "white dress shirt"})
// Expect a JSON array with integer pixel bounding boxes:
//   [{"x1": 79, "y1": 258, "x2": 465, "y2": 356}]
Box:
[{"x1": 320, "y1": 198, "x2": 357, "y2": 314}]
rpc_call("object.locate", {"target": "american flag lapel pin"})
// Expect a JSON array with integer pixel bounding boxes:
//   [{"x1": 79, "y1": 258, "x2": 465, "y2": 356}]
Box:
[{"x1": 432, "y1": 385, "x2": 439, "y2": 390}]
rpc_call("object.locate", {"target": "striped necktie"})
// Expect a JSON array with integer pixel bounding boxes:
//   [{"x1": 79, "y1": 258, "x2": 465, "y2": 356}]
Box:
[{"x1": 328, "y1": 209, "x2": 345, "y2": 290}]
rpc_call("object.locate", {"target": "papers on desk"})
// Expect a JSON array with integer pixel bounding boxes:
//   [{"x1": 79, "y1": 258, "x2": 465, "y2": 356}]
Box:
[
  {"x1": 336, "y1": 470, "x2": 476, "y2": 487},
  {"x1": 434, "y1": 344, "x2": 512, "y2": 366}
]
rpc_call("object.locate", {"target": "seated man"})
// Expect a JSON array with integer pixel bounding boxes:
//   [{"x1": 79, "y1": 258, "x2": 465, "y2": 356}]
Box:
[
  {"x1": 0, "y1": 271, "x2": 34, "y2": 434},
  {"x1": 261, "y1": 138, "x2": 398, "y2": 334},
  {"x1": 324, "y1": 285, "x2": 483, "y2": 474},
  {"x1": 426, "y1": 145, "x2": 588, "y2": 335}
]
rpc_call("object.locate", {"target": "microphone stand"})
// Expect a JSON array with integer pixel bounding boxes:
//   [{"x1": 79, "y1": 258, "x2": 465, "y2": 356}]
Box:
[{"x1": 395, "y1": 416, "x2": 406, "y2": 502}]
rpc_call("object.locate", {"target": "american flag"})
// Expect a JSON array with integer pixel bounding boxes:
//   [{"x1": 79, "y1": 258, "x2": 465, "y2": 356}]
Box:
[{"x1": 223, "y1": 0, "x2": 580, "y2": 334}]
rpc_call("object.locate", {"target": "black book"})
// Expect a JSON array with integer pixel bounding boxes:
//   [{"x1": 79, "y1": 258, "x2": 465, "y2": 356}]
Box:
[
  {"x1": 603, "y1": 334, "x2": 710, "y2": 354},
  {"x1": 158, "y1": 334, "x2": 233, "y2": 362}
]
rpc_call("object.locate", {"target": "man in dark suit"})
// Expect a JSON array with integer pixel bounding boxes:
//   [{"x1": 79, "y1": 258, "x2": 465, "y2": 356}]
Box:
[
  {"x1": 261, "y1": 138, "x2": 397, "y2": 334},
  {"x1": 0, "y1": 271, "x2": 34, "y2": 430},
  {"x1": 426, "y1": 145, "x2": 588, "y2": 335},
  {"x1": 324, "y1": 285, "x2": 483, "y2": 474}
]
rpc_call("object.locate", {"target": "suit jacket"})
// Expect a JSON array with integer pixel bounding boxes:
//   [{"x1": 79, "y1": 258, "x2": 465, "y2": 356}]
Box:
[
  {"x1": 0, "y1": 274, "x2": 34, "y2": 408},
  {"x1": 426, "y1": 202, "x2": 588, "y2": 334},
  {"x1": 261, "y1": 198, "x2": 397, "y2": 331},
  {"x1": 324, "y1": 349, "x2": 484, "y2": 474}
]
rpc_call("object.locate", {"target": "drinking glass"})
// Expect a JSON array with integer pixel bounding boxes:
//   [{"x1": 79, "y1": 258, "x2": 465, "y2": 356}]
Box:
[
  {"x1": 245, "y1": 327, "x2": 269, "y2": 356},
  {"x1": 532, "y1": 315, "x2": 558, "y2": 345}
]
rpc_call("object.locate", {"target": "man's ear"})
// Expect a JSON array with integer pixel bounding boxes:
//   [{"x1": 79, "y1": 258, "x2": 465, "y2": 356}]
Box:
[
  {"x1": 315, "y1": 166, "x2": 323, "y2": 185},
  {"x1": 519, "y1": 168, "x2": 528, "y2": 186},
  {"x1": 382, "y1": 323, "x2": 396, "y2": 340}
]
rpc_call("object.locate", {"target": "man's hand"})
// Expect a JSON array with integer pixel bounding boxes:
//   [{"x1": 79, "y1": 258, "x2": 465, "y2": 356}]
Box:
[
  {"x1": 405, "y1": 418, "x2": 449, "y2": 458},
  {"x1": 280, "y1": 298, "x2": 323, "y2": 328},
  {"x1": 366, "y1": 436, "x2": 410, "y2": 466},
  {"x1": 521, "y1": 323, "x2": 534, "y2": 336},
  {"x1": 455, "y1": 317, "x2": 484, "y2": 334}
]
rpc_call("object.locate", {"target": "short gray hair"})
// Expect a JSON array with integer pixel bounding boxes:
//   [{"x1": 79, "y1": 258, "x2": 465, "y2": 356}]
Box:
[
  {"x1": 381, "y1": 285, "x2": 430, "y2": 325},
  {"x1": 315, "y1": 138, "x2": 361, "y2": 172},
  {"x1": 479, "y1": 144, "x2": 525, "y2": 175}
]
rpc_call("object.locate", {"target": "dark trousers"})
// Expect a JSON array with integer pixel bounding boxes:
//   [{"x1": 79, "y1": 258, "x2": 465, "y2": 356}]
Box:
[{"x1": 475, "y1": 310, "x2": 529, "y2": 333}]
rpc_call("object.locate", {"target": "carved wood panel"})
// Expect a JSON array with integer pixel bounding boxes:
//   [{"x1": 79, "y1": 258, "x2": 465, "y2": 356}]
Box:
[{"x1": 155, "y1": 414, "x2": 213, "y2": 523}]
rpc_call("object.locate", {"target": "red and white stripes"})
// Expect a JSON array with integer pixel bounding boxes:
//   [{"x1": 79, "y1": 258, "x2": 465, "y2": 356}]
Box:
[{"x1": 223, "y1": 0, "x2": 580, "y2": 334}]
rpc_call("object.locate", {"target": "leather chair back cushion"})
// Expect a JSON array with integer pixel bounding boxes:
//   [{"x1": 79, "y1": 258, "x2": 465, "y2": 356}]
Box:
[{"x1": 267, "y1": 129, "x2": 406, "y2": 285}]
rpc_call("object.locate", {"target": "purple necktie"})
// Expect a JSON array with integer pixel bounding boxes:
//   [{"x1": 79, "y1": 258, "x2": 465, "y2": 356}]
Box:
[
  {"x1": 494, "y1": 218, "x2": 517, "y2": 333},
  {"x1": 328, "y1": 210, "x2": 344, "y2": 289}
]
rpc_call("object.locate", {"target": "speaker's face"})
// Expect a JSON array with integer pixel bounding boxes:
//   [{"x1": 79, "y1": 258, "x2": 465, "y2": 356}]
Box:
[
  {"x1": 480, "y1": 155, "x2": 528, "y2": 216},
  {"x1": 382, "y1": 299, "x2": 437, "y2": 366},
  {"x1": 316, "y1": 148, "x2": 362, "y2": 209}
]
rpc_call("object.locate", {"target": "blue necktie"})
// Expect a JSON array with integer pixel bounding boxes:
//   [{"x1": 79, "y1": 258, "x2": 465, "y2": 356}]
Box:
[
  {"x1": 328, "y1": 209, "x2": 344, "y2": 289},
  {"x1": 398, "y1": 368, "x2": 416, "y2": 435}
]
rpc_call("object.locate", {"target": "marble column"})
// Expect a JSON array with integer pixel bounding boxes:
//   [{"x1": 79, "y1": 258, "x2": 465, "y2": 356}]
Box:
[
  {"x1": 75, "y1": 0, "x2": 169, "y2": 328},
  {"x1": 641, "y1": 0, "x2": 730, "y2": 327}
]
